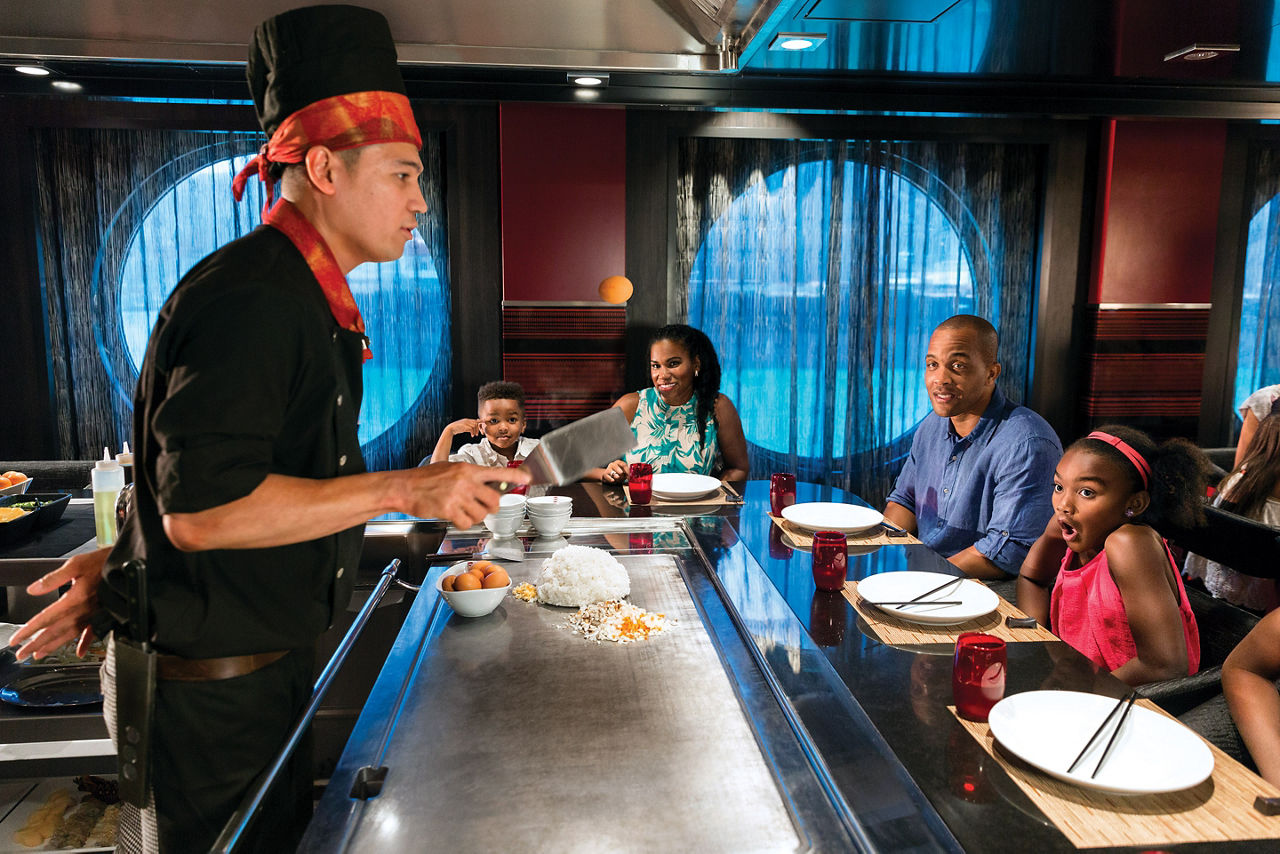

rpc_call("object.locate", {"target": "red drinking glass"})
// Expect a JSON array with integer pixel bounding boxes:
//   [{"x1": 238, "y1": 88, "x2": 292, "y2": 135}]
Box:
[
  {"x1": 770, "y1": 472, "x2": 797, "y2": 516},
  {"x1": 628, "y1": 462, "x2": 653, "y2": 505},
  {"x1": 506, "y1": 459, "x2": 527, "y2": 495},
  {"x1": 811, "y1": 530, "x2": 848, "y2": 592},
  {"x1": 952, "y1": 633, "x2": 1007, "y2": 722}
]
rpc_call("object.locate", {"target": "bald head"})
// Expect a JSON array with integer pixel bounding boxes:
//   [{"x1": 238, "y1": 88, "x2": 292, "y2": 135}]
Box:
[{"x1": 934, "y1": 315, "x2": 998, "y2": 365}]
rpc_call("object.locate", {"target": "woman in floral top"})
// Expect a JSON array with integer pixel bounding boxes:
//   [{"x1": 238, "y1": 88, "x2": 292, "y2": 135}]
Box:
[{"x1": 594, "y1": 324, "x2": 749, "y2": 482}]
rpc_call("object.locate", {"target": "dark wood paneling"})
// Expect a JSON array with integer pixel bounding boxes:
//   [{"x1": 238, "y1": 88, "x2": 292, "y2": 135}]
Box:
[
  {"x1": 1201, "y1": 127, "x2": 1262, "y2": 446},
  {"x1": 501, "y1": 304, "x2": 625, "y2": 433},
  {"x1": 1033, "y1": 121, "x2": 1096, "y2": 442},
  {"x1": 1081, "y1": 306, "x2": 1210, "y2": 439},
  {"x1": 440, "y1": 104, "x2": 504, "y2": 421}
]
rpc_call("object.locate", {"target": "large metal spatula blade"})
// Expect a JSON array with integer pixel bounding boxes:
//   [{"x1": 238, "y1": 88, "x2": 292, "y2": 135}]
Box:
[{"x1": 519, "y1": 408, "x2": 635, "y2": 485}]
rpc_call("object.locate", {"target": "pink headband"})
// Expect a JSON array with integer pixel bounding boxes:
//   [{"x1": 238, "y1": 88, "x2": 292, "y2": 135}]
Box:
[{"x1": 1086, "y1": 431, "x2": 1150, "y2": 489}]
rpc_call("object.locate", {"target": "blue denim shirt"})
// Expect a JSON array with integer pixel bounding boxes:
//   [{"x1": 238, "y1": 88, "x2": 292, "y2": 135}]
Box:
[{"x1": 886, "y1": 386, "x2": 1062, "y2": 575}]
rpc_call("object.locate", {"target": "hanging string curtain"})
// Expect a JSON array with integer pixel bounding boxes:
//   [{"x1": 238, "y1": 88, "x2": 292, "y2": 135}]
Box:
[
  {"x1": 679, "y1": 136, "x2": 1044, "y2": 505},
  {"x1": 1235, "y1": 145, "x2": 1280, "y2": 415},
  {"x1": 32, "y1": 127, "x2": 450, "y2": 471}
]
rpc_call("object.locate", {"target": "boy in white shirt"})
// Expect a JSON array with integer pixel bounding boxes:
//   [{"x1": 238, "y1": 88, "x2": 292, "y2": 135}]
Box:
[{"x1": 430, "y1": 381, "x2": 540, "y2": 466}]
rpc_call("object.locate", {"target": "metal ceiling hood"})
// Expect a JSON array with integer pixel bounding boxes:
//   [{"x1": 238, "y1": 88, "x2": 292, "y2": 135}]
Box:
[{"x1": 0, "y1": 0, "x2": 781, "y2": 73}]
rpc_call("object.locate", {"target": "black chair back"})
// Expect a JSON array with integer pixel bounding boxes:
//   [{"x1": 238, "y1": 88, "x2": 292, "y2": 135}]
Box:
[{"x1": 1159, "y1": 505, "x2": 1280, "y2": 580}]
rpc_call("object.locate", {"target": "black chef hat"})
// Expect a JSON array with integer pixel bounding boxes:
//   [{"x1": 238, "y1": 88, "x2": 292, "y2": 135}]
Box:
[{"x1": 246, "y1": 4, "x2": 408, "y2": 138}]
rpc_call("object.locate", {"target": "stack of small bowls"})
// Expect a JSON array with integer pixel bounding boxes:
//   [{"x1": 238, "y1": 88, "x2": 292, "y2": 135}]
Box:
[
  {"x1": 484, "y1": 493, "x2": 527, "y2": 538},
  {"x1": 526, "y1": 495, "x2": 573, "y2": 538}
]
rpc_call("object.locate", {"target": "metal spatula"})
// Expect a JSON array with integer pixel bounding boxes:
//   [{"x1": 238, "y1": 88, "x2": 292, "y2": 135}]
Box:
[{"x1": 518, "y1": 408, "x2": 636, "y2": 486}]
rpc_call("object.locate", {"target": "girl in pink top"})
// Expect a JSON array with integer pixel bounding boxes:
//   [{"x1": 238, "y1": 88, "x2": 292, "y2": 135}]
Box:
[{"x1": 1017, "y1": 426, "x2": 1210, "y2": 686}]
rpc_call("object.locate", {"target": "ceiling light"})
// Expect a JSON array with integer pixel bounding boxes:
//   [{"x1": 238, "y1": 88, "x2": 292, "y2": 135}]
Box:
[
  {"x1": 52, "y1": 80, "x2": 82, "y2": 92},
  {"x1": 1163, "y1": 43, "x2": 1240, "y2": 63},
  {"x1": 567, "y1": 72, "x2": 609, "y2": 87},
  {"x1": 15, "y1": 65, "x2": 50, "y2": 76},
  {"x1": 769, "y1": 33, "x2": 826, "y2": 52}
]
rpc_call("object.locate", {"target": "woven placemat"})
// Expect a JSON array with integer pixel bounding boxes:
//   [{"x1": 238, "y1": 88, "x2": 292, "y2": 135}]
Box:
[
  {"x1": 844, "y1": 579, "x2": 1058, "y2": 644},
  {"x1": 953, "y1": 704, "x2": 1280, "y2": 848},
  {"x1": 625, "y1": 485, "x2": 742, "y2": 508},
  {"x1": 766, "y1": 514, "x2": 921, "y2": 547}
]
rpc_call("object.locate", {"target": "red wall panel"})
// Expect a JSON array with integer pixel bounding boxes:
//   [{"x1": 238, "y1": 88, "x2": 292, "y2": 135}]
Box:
[
  {"x1": 1093, "y1": 119, "x2": 1227, "y2": 304},
  {"x1": 499, "y1": 103, "x2": 626, "y2": 302}
]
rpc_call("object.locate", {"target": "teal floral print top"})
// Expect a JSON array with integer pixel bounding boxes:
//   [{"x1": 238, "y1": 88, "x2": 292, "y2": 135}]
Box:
[{"x1": 625, "y1": 387, "x2": 720, "y2": 475}]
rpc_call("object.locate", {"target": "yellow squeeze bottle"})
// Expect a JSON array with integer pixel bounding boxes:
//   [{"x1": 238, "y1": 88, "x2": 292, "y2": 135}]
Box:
[{"x1": 92, "y1": 447, "x2": 124, "y2": 547}]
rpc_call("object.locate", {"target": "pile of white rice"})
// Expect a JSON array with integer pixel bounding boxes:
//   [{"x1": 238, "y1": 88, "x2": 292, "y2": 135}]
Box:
[{"x1": 535, "y1": 545, "x2": 630, "y2": 606}]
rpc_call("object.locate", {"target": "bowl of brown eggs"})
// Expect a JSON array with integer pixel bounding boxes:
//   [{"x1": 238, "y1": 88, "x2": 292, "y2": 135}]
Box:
[{"x1": 436, "y1": 560, "x2": 512, "y2": 617}]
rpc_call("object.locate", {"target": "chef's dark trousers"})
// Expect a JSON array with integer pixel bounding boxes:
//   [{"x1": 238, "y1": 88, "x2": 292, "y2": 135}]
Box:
[{"x1": 151, "y1": 645, "x2": 315, "y2": 853}]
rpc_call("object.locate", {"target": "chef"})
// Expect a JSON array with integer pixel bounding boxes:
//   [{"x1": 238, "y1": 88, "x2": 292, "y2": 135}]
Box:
[{"x1": 9, "y1": 5, "x2": 527, "y2": 851}]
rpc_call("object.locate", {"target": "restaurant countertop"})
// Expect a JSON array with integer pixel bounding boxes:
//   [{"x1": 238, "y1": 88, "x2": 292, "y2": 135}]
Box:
[{"x1": 309, "y1": 479, "x2": 1274, "y2": 853}]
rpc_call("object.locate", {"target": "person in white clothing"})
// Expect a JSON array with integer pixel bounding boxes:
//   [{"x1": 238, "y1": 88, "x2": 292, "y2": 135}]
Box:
[{"x1": 429, "y1": 381, "x2": 540, "y2": 466}]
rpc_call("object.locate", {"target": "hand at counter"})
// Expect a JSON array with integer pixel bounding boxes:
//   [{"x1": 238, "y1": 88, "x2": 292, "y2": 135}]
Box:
[
  {"x1": 8, "y1": 546, "x2": 109, "y2": 661},
  {"x1": 162, "y1": 465, "x2": 530, "y2": 551}
]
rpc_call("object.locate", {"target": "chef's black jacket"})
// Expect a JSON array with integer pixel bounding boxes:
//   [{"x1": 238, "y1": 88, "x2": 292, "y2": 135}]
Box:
[{"x1": 99, "y1": 225, "x2": 365, "y2": 658}]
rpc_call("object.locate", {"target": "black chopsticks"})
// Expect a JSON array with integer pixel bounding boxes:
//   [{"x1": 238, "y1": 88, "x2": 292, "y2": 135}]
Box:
[
  {"x1": 1065, "y1": 690, "x2": 1139, "y2": 777},
  {"x1": 866, "y1": 599, "x2": 962, "y2": 607}
]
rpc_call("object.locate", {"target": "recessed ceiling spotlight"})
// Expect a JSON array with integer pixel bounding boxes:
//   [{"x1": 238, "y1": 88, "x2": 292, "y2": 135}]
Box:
[
  {"x1": 768, "y1": 33, "x2": 827, "y2": 52},
  {"x1": 567, "y1": 72, "x2": 609, "y2": 87},
  {"x1": 1163, "y1": 43, "x2": 1240, "y2": 62},
  {"x1": 52, "y1": 80, "x2": 82, "y2": 92},
  {"x1": 15, "y1": 65, "x2": 50, "y2": 76}
]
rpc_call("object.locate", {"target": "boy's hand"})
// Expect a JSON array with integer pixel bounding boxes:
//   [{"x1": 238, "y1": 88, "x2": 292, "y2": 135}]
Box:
[{"x1": 447, "y1": 418, "x2": 481, "y2": 438}]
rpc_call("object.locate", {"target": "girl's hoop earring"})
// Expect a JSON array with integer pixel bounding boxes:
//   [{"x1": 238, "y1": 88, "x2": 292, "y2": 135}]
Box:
[{"x1": 695, "y1": 369, "x2": 699, "y2": 377}]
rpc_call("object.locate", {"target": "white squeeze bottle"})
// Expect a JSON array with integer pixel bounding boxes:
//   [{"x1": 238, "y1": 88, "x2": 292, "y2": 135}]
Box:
[{"x1": 92, "y1": 447, "x2": 124, "y2": 547}]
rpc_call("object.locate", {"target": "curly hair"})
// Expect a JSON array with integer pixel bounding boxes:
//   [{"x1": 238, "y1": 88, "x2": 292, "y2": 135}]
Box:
[
  {"x1": 476, "y1": 380, "x2": 526, "y2": 411},
  {"x1": 1220, "y1": 413, "x2": 1280, "y2": 518},
  {"x1": 1068, "y1": 424, "x2": 1212, "y2": 529},
  {"x1": 649, "y1": 324, "x2": 721, "y2": 447}
]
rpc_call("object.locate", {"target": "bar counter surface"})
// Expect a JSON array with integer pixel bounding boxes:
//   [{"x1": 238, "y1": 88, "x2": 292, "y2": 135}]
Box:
[{"x1": 305, "y1": 480, "x2": 1278, "y2": 853}]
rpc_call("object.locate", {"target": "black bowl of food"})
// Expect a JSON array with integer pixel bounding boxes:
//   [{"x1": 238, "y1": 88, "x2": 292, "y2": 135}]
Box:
[
  {"x1": 8, "y1": 492, "x2": 73, "y2": 529},
  {"x1": 0, "y1": 497, "x2": 40, "y2": 546}
]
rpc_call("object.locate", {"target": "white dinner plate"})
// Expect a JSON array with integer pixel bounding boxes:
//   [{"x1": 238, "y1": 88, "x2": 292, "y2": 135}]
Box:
[
  {"x1": 780, "y1": 502, "x2": 884, "y2": 534},
  {"x1": 650, "y1": 473, "x2": 721, "y2": 501},
  {"x1": 855, "y1": 570, "x2": 998, "y2": 625},
  {"x1": 987, "y1": 690, "x2": 1214, "y2": 795}
]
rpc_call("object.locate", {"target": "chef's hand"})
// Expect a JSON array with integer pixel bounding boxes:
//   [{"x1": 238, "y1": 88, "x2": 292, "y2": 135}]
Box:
[
  {"x1": 602, "y1": 460, "x2": 629, "y2": 484},
  {"x1": 9, "y1": 547, "x2": 109, "y2": 661},
  {"x1": 445, "y1": 418, "x2": 481, "y2": 439},
  {"x1": 404, "y1": 462, "x2": 530, "y2": 529}
]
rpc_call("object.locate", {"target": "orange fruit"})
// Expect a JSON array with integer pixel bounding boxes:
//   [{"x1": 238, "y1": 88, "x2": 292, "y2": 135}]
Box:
[
  {"x1": 441, "y1": 574, "x2": 455, "y2": 592},
  {"x1": 5, "y1": 472, "x2": 26, "y2": 484},
  {"x1": 0, "y1": 476, "x2": 11, "y2": 489}
]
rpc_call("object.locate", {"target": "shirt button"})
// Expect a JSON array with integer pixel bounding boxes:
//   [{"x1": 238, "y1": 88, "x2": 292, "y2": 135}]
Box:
[
  {"x1": 336, "y1": 567, "x2": 344, "y2": 578},
  {"x1": 337, "y1": 394, "x2": 344, "y2": 407},
  {"x1": 339, "y1": 454, "x2": 348, "y2": 467},
  {"x1": 331, "y1": 331, "x2": 337, "y2": 342},
  {"x1": 950, "y1": 455, "x2": 957, "y2": 461},
  {"x1": 944, "y1": 488, "x2": 949, "y2": 494},
  {"x1": 1002, "y1": 531, "x2": 1009, "y2": 536}
]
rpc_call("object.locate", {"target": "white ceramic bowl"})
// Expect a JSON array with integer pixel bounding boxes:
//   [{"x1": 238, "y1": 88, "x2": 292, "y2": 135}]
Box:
[
  {"x1": 484, "y1": 512, "x2": 523, "y2": 538},
  {"x1": 0, "y1": 479, "x2": 32, "y2": 497},
  {"x1": 526, "y1": 496, "x2": 572, "y2": 515},
  {"x1": 495, "y1": 494, "x2": 527, "y2": 513},
  {"x1": 530, "y1": 513, "x2": 570, "y2": 537},
  {"x1": 437, "y1": 562, "x2": 511, "y2": 618}
]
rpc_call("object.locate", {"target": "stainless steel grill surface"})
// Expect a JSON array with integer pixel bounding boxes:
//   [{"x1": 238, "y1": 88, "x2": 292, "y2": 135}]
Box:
[{"x1": 304, "y1": 550, "x2": 804, "y2": 851}]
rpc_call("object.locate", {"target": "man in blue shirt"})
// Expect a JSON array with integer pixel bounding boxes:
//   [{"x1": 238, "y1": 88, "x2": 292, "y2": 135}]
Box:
[{"x1": 884, "y1": 315, "x2": 1062, "y2": 579}]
